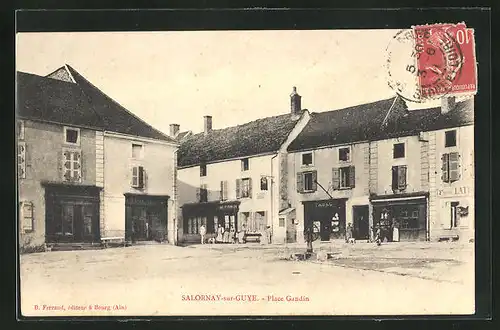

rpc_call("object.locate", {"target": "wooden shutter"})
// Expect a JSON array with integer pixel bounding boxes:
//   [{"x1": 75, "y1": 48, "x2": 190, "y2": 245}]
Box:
[
  {"x1": 223, "y1": 181, "x2": 228, "y2": 200},
  {"x1": 63, "y1": 150, "x2": 72, "y2": 181},
  {"x1": 196, "y1": 187, "x2": 201, "y2": 202},
  {"x1": 220, "y1": 181, "x2": 224, "y2": 200},
  {"x1": 311, "y1": 171, "x2": 318, "y2": 192},
  {"x1": 138, "y1": 166, "x2": 145, "y2": 188},
  {"x1": 236, "y1": 179, "x2": 241, "y2": 198},
  {"x1": 398, "y1": 166, "x2": 407, "y2": 190},
  {"x1": 73, "y1": 150, "x2": 82, "y2": 182},
  {"x1": 248, "y1": 178, "x2": 253, "y2": 198},
  {"x1": 296, "y1": 172, "x2": 304, "y2": 193},
  {"x1": 349, "y1": 166, "x2": 356, "y2": 188},
  {"x1": 441, "y1": 153, "x2": 450, "y2": 182},
  {"x1": 332, "y1": 168, "x2": 340, "y2": 190},
  {"x1": 391, "y1": 166, "x2": 399, "y2": 190},
  {"x1": 449, "y1": 152, "x2": 460, "y2": 182},
  {"x1": 18, "y1": 142, "x2": 26, "y2": 179}
]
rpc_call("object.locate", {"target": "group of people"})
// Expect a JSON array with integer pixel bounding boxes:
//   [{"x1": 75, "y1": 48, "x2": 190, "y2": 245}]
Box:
[
  {"x1": 198, "y1": 224, "x2": 272, "y2": 244},
  {"x1": 344, "y1": 221, "x2": 400, "y2": 245}
]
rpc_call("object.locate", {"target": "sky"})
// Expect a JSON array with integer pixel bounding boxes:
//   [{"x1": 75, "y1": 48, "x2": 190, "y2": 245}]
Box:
[{"x1": 16, "y1": 30, "x2": 440, "y2": 135}]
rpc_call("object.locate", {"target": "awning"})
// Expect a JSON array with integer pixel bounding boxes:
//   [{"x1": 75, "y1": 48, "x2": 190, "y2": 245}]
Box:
[{"x1": 279, "y1": 207, "x2": 295, "y2": 216}]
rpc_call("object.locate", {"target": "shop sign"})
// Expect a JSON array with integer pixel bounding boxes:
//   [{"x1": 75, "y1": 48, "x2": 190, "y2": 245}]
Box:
[
  {"x1": 315, "y1": 201, "x2": 334, "y2": 208},
  {"x1": 437, "y1": 186, "x2": 471, "y2": 197},
  {"x1": 218, "y1": 203, "x2": 238, "y2": 211}
]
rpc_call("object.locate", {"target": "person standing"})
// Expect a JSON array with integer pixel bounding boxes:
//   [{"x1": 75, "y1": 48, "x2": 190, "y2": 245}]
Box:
[
  {"x1": 199, "y1": 224, "x2": 207, "y2": 245},
  {"x1": 345, "y1": 223, "x2": 353, "y2": 243},
  {"x1": 392, "y1": 220, "x2": 400, "y2": 242},
  {"x1": 266, "y1": 226, "x2": 272, "y2": 244},
  {"x1": 216, "y1": 224, "x2": 224, "y2": 243}
]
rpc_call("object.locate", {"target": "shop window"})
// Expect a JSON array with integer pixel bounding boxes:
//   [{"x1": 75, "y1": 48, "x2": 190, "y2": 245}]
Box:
[
  {"x1": 64, "y1": 127, "x2": 80, "y2": 145},
  {"x1": 332, "y1": 166, "x2": 355, "y2": 189},
  {"x1": 241, "y1": 158, "x2": 249, "y2": 171},
  {"x1": 450, "y1": 202, "x2": 460, "y2": 228},
  {"x1": 260, "y1": 176, "x2": 268, "y2": 191},
  {"x1": 220, "y1": 181, "x2": 228, "y2": 201},
  {"x1": 62, "y1": 149, "x2": 82, "y2": 183},
  {"x1": 200, "y1": 163, "x2": 207, "y2": 177},
  {"x1": 391, "y1": 165, "x2": 407, "y2": 191},
  {"x1": 297, "y1": 171, "x2": 317, "y2": 193},
  {"x1": 393, "y1": 143, "x2": 405, "y2": 159},
  {"x1": 339, "y1": 147, "x2": 350, "y2": 162},
  {"x1": 441, "y1": 152, "x2": 461, "y2": 183},
  {"x1": 18, "y1": 142, "x2": 26, "y2": 179},
  {"x1": 20, "y1": 201, "x2": 34, "y2": 233},
  {"x1": 445, "y1": 130, "x2": 457, "y2": 148},
  {"x1": 131, "y1": 166, "x2": 145, "y2": 188},
  {"x1": 301, "y1": 152, "x2": 313, "y2": 166},
  {"x1": 131, "y1": 143, "x2": 144, "y2": 159}
]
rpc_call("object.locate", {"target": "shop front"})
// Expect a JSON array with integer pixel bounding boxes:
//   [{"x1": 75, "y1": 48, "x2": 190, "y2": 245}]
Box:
[
  {"x1": 44, "y1": 183, "x2": 101, "y2": 244},
  {"x1": 124, "y1": 193, "x2": 169, "y2": 243},
  {"x1": 181, "y1": 200, "x2": 240, "y2": 243},
  {"x1": 303, "y1": 199, "x2": 347, "y2": 241},
  {"x1": 371, "y1": 193, "x2": 428, "y2": 242}
]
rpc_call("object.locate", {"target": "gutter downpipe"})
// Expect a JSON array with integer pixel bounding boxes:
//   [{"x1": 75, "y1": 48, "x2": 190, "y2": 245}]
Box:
[{"x1": 271, "y1": 153, "x2": 279, "y2": 244}]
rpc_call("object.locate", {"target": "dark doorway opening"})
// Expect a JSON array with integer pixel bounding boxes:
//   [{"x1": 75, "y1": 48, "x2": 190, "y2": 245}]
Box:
[{"x1": 352, "y1": 205, "x2": 369, "y2": 240}]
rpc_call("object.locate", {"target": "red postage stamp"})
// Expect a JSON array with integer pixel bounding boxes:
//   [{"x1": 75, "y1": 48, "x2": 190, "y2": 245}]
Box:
[
  {"x1": 386, "y1": 22, "x2": 477, "y2": 103},
  {"x1": 413, "y1": 23, "x2": 477, "y2": 100}
]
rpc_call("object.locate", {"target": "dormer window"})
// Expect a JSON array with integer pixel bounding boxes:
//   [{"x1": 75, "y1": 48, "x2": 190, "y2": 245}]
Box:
[
  {"x1": 241, "y1": 158, "x2": 249, "y2": 171},
  {"x1": 301, "y1": 152, "x2": 313, "y2": 166},
  {"x1": 445, "y1": 130, "x2": 457, "y2": 148},
  {"x1": 339, "y1": 147, "x2": 350, "y2": 162},
  {"x1": 64, "y1": 127, "x2": 80, "y2": 145}
]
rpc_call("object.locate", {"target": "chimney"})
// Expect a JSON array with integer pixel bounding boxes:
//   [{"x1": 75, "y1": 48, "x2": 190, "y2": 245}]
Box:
[
  {"x1": 290, "y1": 86, "x2": 302, "y2": 115},
  {"x1": 204, "y1": 115, "x2": 212, "y2": 134},
  {"x1": 169, "y1": 124, "x2": 180, "y2": 137},
  {"x1": 441, "y1": 96, "x2": 456, "y2": 114}
]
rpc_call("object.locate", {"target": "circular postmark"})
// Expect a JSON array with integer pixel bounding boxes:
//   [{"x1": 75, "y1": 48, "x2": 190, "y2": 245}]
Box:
[{"x1": 386, "y1": 25, "x2": 464, "y2": 103}]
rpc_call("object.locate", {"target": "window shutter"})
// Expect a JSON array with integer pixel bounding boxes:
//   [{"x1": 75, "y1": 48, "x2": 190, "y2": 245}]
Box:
[
  {"x1": 220, "y1": 181, "x2": 224, "y2": 200},
  {"x1": 441, "y1": 153, "x2": 450, "y2": 182},
  {"x1": 311, "y1": 171, "x2": 318, "y2": 192},
  {"x1": 248, "y1": 178, "x2": 253, "y2": 198},
  {"x1": 138, "y1": 166, "x2": 145, "y2": 188},
  {"x1": 391, "y1": 166, "x2": 399, "y2": 190},
  {"x1": 236, "y1": 179, "x2": 241, "y2": 198},
  {"x1": 332, "y1": 167, "x2": 340, "y2": 190},
  {"x1": 223, "y1": 181, "x2": 228, "y2": 200},
  {"x1": 296, "y1": 172, "x2": 304, "y2": 193},
  {"x1": 349, "y1": 166, "x2": 356, "y2": 188},
  {"x1": 18, "y1": 142, "x2": 26, "y2": 179},
  {"x1": 73, "y1": 150, "x2": 81, "y2": 182},
  {"x1": 196, "y1": 187, "x2": 201, "y2": 202},
  {"x1": 449, "y1": 152, "x2": 460, "y2": 182},
  {"x1": 398, "y1": 166, "x2": 407, "y2": 190}
]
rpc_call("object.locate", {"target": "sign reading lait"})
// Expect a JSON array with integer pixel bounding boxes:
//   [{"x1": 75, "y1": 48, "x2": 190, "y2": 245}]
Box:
[{"x1": 437, "y1": 186, "x2": 471, "y2": 196}]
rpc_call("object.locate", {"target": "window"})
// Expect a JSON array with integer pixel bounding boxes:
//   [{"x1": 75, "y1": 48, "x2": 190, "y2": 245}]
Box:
[
  {"x1": 450, "y1": 202, "x2": 460, "y2": 228},
  {"x1": 131, "y1": 166, "x2": 145, "y2": 188},
  {"x1": 297, "y1": 171, "x2": 317, "y2": 193},
  {"x1": 185, "y1": 217, "x2": 207, "y2": 234},
  {"x1": 339, "y1": 147, "x2": 350, "y2": 162},
  {"x1": 332, "y1": 166, "x2": 355, "y2": 190},
  {"x1": 132, "y1": 143, "x2": 143, "y2": 159},
  {"x1": 445, "y1": 130, "x2": 457, "y2": 147},
  {"x1": 220, "y1": 181, "x2": 228, "y2": 201},
  {"x1": 64, "y1": 127, "x2": 80, "y2": 145},
  {"x1": 199, "y1": 184, "x2": 208, "y2": 202},
  {"x1": 240, "y1": 178, "x2": 252, "y2": 198},
  {"x1": 200, "y1": 163, "x2": 207, "y2": 177},
  {"x1": 18, "y1": 142, "x2": 26, "y2": 179},
  {"x1": 279, "y1": 217, "x2": 285, "y2": 227},
  {"x1": 393, "y1": 143, "x2": 405, "y2": 158},
  {"x1": 301, "y1": 152, "x2": 313, "y2": 166},
  {"x1": 241, "y1": 158, "x2": 249, "y2": 171},
  {"x1": 441, "y1": 152, "x2": 461, "y2": 183},
  {"x1": 18, "y1": 121, "x2": 25, "y2": 140},
  {"x1": 260, "y1": 176, "x2": 268, "y2": 191},
  {"x1": 62, "y1": 149, "x2": 82, "y2": 182},
  {"x1": 391, "y1": 165, "x2": 407, "y2": 191},
  {"x1": 20, "y1": 201, "x2": 34, "y2": 232}
]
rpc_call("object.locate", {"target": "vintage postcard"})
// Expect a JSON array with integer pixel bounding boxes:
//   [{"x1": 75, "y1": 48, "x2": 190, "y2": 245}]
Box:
[{"x1": 17, "y1": 24, "x2": 478, "y2": 317}]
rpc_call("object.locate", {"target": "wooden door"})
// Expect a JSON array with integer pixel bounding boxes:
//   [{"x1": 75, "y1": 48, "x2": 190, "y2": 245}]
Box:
[{"x1": 353, "y1": 205, "x2": 369, "y2": 240}]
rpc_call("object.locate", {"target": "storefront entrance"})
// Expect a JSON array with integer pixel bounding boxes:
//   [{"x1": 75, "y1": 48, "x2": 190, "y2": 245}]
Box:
[
  {"x1": 44, "y1": 183, "x2": 101, "y2": 243},
  {"x1": 303, "y1": 199, "x2": 347, "y2": 241},
  {"x1": 352, "y1": 205, "x2": 370, "y2": 240},
  {"x1": 125, "y1": 194, "x2": 168, "y2": 243},
  {"x1": 371, "y1": 194, "x2": 428, "y2": 241}
]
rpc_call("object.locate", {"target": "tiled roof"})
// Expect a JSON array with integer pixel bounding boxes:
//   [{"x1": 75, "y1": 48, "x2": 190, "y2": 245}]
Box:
[
  {"x1": 176, "y1": 131, "x2": 192, "y2": 141},
  {"x1": 287, "y1": 97, "x2": 473, "y2": 152},
  {"x1": 17, "y1": 65, "x2": 176, "y2": 143},
  {"x1": 178, "y1": 112, "x2": 305, "y2": 167}
]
